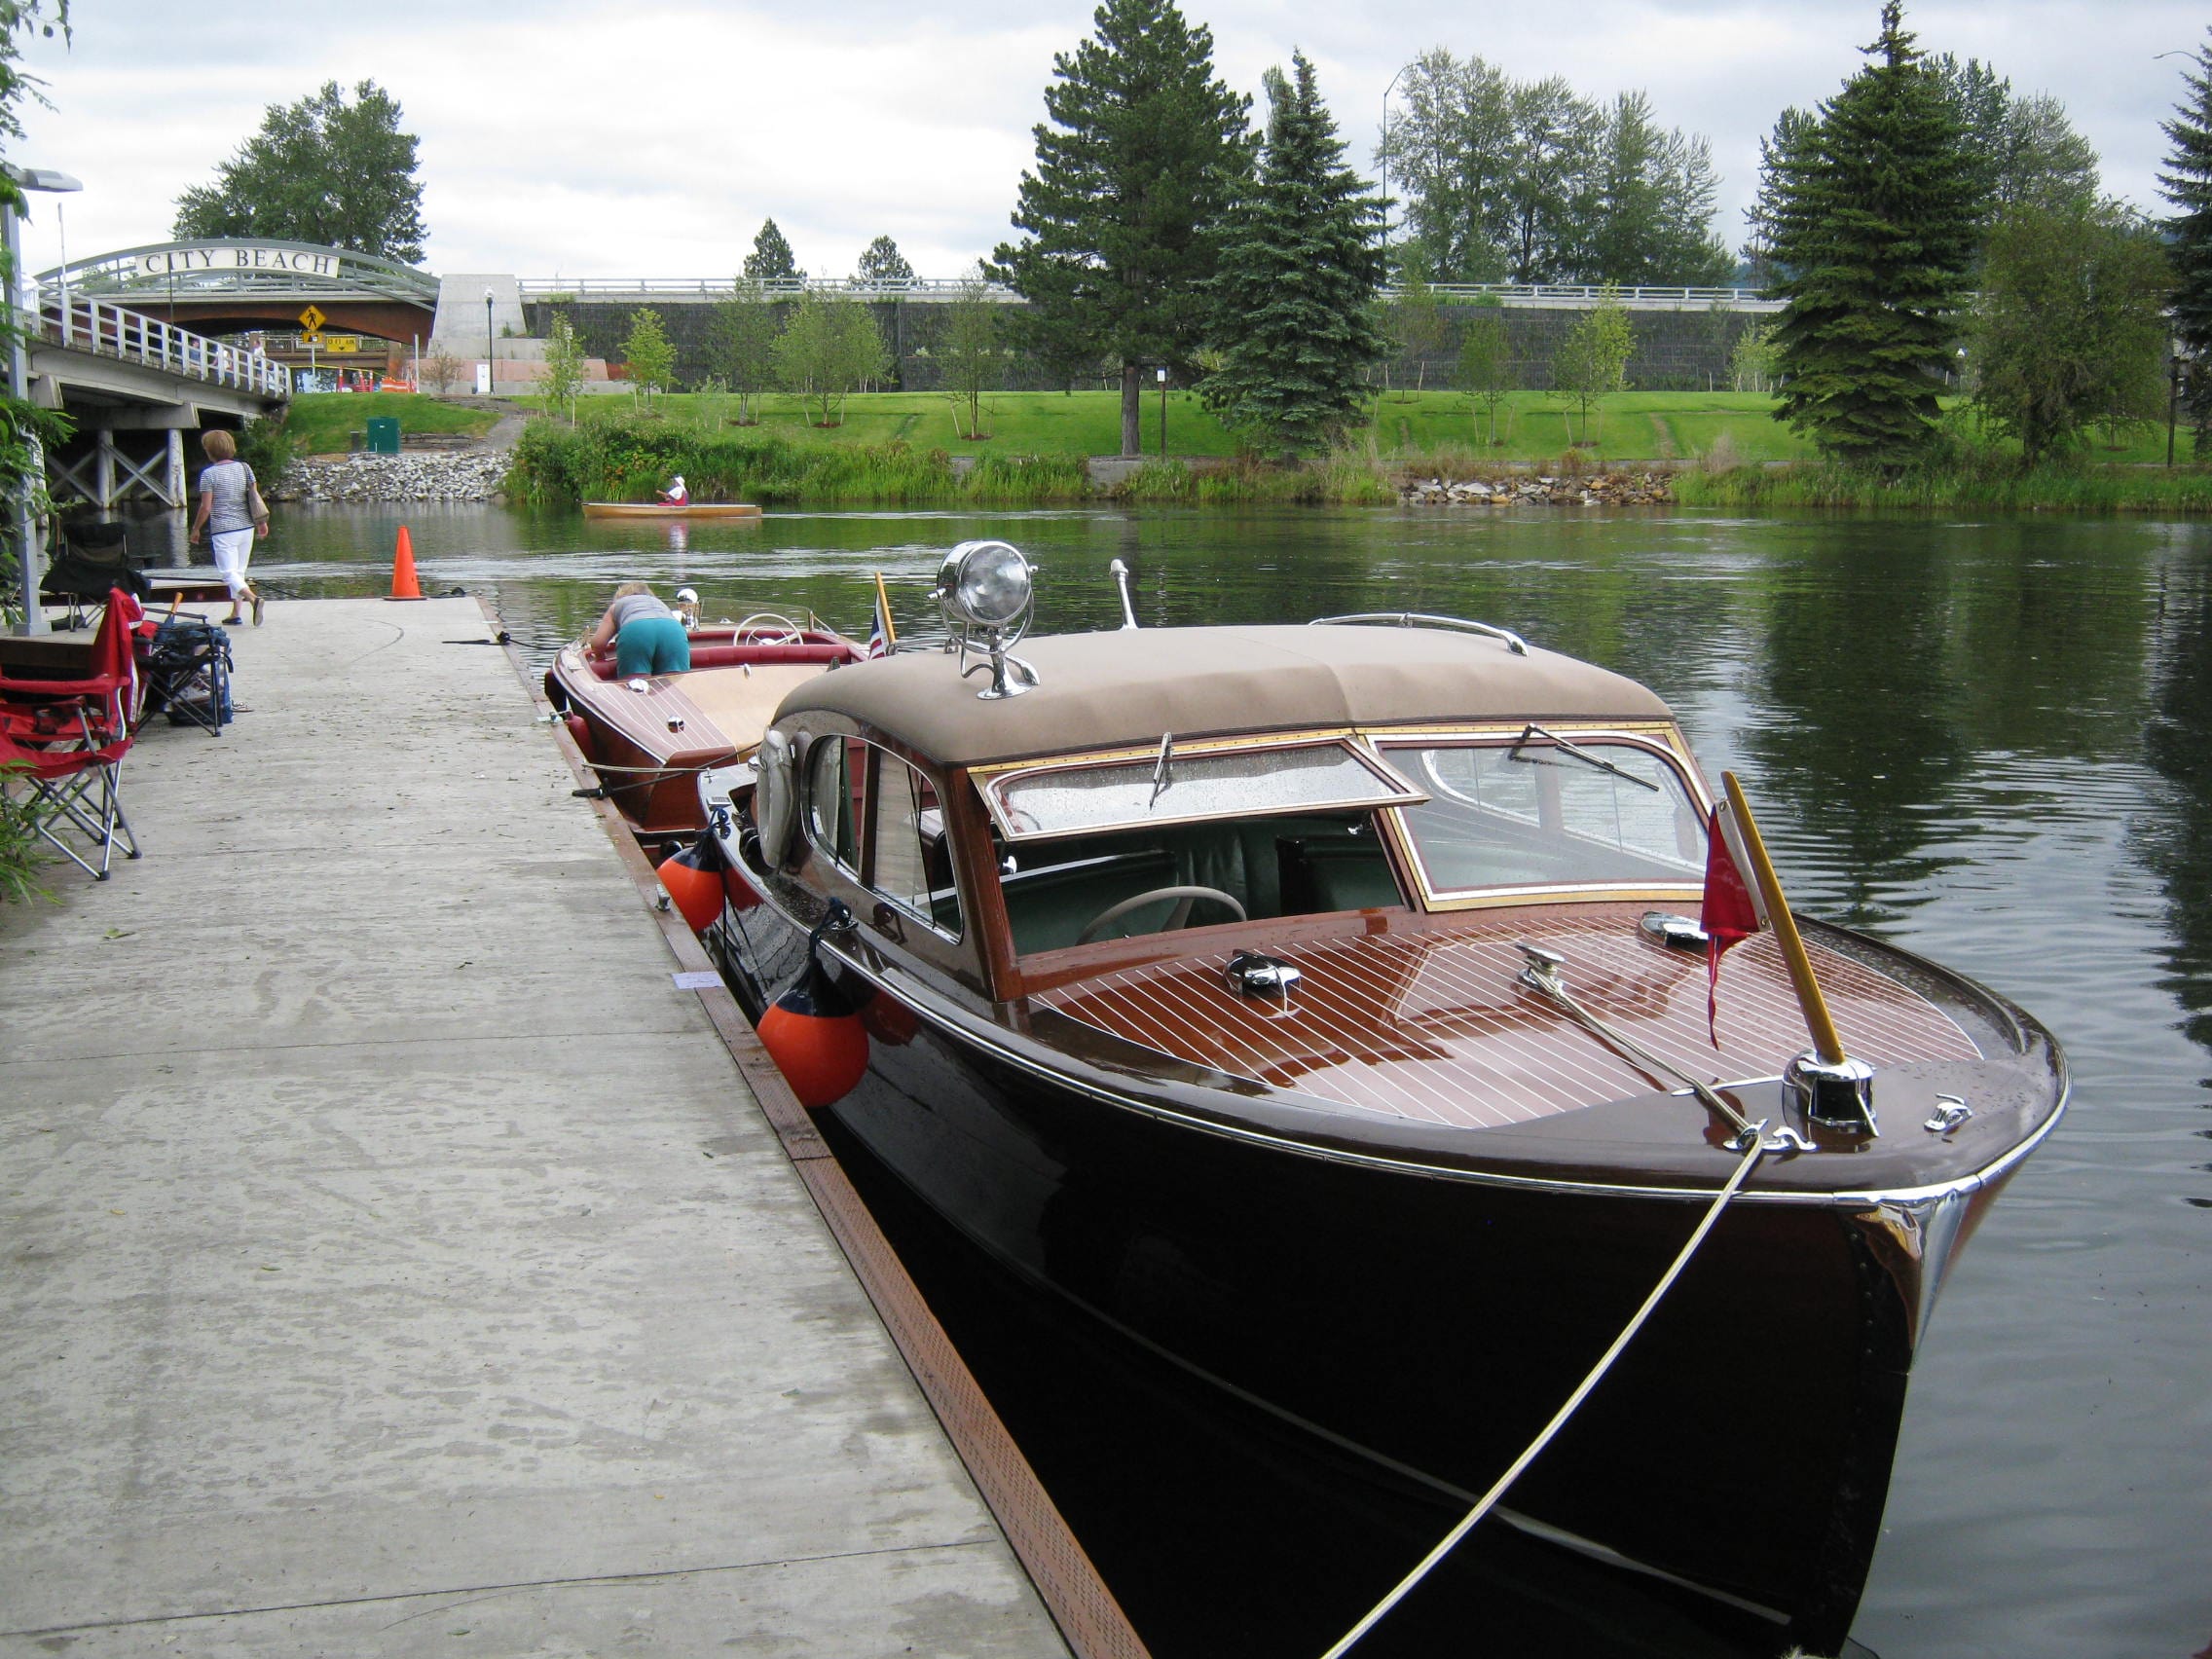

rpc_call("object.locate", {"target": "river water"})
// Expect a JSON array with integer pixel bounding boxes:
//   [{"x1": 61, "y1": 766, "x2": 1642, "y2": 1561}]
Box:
[{"x1": 237, "y1": 501, "x2": 2208, "y2": 1658}]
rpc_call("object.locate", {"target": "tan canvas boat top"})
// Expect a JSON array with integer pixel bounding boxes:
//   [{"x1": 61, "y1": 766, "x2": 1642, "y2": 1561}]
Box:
[{"x1": 775, "y1": 625, "x2": 1676, "y2": 768}]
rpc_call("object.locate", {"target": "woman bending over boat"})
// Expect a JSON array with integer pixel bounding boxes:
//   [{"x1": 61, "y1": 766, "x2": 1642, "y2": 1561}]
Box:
[{"x1": 587, "y1": 582, "x2": 691, "y2": 676}]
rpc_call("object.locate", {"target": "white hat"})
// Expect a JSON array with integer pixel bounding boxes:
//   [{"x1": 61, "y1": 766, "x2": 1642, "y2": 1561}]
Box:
[
  {"x1": 676, "y1": 586, "x2": 699, "y2": 604},
  {"x1": 671, "y1": 474, "x2": 684, "y2": 485}
]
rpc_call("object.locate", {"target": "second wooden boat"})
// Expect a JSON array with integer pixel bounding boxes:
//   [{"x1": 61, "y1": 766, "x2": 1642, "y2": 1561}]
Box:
[{"x1": 545, "y1": 614, "x2": 862, "y2": 840}]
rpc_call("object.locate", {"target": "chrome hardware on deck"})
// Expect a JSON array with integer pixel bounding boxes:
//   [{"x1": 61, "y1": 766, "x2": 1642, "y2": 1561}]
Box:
[
  {"x1": 1641, "y1": 911, "x2": 1711, "y2": 951},
  {"x1": 1224, "y1": 949, "x2": 1302, "y2": 999},
  {"x1": 1309, "y1": 611, "x2": 1530, "y2": 655},
  {"x1": 1923, "y1": 1094, "x2": 1972, "y2": 1134},
  {"x1": 1109, "y1": 558, "x2": 1139, "y2": 630},
  {"x1": 1786, "y1": 1051, "x2": 1879, "y2": 1136},
  {"x1": 1514, "y1": 941, "x2": 1760, "y2": 1141}
]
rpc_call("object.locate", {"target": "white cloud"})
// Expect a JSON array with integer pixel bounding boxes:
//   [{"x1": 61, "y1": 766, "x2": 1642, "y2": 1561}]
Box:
[{"x1": 9, "y1": 0, "x2": 2199, "y2": 283}]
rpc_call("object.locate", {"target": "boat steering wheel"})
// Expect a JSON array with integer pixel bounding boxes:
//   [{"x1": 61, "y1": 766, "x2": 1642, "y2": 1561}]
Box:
[
  {"x1": 1076, "y1": 885, "x2": 1246, "y2": 945},
  {"x1": 730, "y1": 611, "x2": 807, "y2": 645}
]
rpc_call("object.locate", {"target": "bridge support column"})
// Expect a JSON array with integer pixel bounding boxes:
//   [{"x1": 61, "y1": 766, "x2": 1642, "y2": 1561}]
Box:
[
  {"x1": 165, "y1": 430, "x2": 185, "y2": 509},
  {"x1": 93, "y1": 427, "x2": 117, "y2": 511}
]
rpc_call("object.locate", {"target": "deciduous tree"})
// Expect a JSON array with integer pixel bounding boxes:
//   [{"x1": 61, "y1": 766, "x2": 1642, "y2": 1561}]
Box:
[
  {"x1": 936, "y1": 266, "x2": 1005, "y2": 440},
  {"x1": 708, "y1": 276, "x2": 780, "y2": 423},
  {"x1": 1385, "y1": 253, "x2": 1447, "y2": 396},
  {"x1": 539, "y1": 312, "x2": 586, "y2": 423},
  {"x1": 772, "y1": 292, "x2": 888, "y2": 426},
  {"x1": 991, "y1": 0, "x2": 1251, "y2": 457},
  {"x1": 1200, "y1": 53, "x2": 1386, "y2": 456},
  {"x1": 744, "y1": 218, "x2": 799, "y2": 281},
  {"x1": 172, "y1": 80, "x2": 426, "y2": 262},
  {"x1": 1454, "y1": 309, "x2": 1515, "y2": 446},
  {"x1": 1547, "y1": 285, "x2": 1633, "y2": 443},
  {"x1": 1766, "y1": 2, "x2": 1982, "y2": 469},
  {"x1": 1972, "y1": 203, "x2": 2171, "y2": 463},
  {"x1": 621, "y1": 308, "x2": 676, "y2": 406}
]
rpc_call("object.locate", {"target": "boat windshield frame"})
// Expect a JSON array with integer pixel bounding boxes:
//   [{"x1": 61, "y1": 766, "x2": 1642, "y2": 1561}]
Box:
[
  {"x1": 973, "y1": 732, "x2": 1427, "y2": 844},
  {"x1": 1371, "y1": 721, "x2": 1714, "y2": 910}
]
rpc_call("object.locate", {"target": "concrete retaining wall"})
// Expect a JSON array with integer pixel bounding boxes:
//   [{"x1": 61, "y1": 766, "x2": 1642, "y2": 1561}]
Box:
[{"x1": 522, "y1": 298, "x2": 1762, "y2": 397}]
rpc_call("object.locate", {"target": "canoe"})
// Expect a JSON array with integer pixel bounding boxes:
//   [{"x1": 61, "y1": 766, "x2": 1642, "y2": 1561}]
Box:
[
  {"x1": 693, "y1": 543, "x2": 2068, "y2": 1655},
  {"x1": 579, "y1": 501, "x2": 763, "y2": 520}
]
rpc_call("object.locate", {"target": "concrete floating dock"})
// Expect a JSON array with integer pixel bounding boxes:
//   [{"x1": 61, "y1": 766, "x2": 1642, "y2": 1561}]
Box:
[{"x1": 0, "y1": 599, "x2": 1087, "y2": 1655}]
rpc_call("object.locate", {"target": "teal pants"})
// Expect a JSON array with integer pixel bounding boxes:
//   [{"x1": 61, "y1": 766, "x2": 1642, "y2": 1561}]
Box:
[{"x1": 616, "y1": 616, "x2": 690, "y2": 676}]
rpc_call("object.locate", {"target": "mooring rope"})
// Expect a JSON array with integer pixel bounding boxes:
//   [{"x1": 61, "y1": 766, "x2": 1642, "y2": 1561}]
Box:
[{"x1": 1316, "y1": 1132, "x2": 1769, "y2": 1659}]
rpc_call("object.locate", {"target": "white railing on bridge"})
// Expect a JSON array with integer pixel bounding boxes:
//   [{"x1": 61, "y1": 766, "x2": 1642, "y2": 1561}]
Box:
[
  {"x1": 517, "y1": 276, "x2": 1024, "y2": 302},
  {"x1": 31, "y1": 295, "x2": 292, "y2": 399},
  {"x1": 513, "y1": 276, "x2": 1781, "y2": 312}
]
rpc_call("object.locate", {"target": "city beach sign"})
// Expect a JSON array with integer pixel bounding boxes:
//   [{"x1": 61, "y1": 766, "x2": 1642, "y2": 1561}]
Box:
[{"x1": 140, "y1": 244, "x2": 343, "y2": 277}]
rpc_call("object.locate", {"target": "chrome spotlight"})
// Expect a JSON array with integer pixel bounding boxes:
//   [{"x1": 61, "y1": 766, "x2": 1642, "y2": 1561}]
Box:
[{"x1": 934, "y1": 539, "x2": 1040, "y2": 699}]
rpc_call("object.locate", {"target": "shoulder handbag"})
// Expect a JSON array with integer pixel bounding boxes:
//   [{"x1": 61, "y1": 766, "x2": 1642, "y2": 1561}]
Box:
[{"x1": 243, "y1": 461, "x2": 270, "y2": 526}]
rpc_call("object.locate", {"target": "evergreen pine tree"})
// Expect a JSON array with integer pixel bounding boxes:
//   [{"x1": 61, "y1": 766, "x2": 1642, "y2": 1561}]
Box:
[
  {"x1": 744, "y1": 219, "x2": 799, "y2": 281},
  {"x1": 990, "y1": 0, "x2": 1250, "y2": 457},
  {"x1": 1201, "y1": 54, "x2": 1386, "y2": 456},
  {"x1": 855, "y1": 235, "x2": 913, "y2": 284},
  {"x1": 1767, "y1": 3, "x2": 1982, "y2": 469},
  {"x1": 2159, "y1": 30, "x2": 2212, "y2": 433}
]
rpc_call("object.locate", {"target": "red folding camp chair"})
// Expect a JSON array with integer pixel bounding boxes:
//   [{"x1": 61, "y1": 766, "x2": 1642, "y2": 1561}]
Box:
[{"x1": 0, "y1": 588, "x2": 144, "y2": 879}]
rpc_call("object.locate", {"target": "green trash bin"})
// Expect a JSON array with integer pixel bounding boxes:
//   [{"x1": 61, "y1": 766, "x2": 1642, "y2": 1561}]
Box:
[{"x1": 365, "y1": 417, "x2": 401, "y2": 455}]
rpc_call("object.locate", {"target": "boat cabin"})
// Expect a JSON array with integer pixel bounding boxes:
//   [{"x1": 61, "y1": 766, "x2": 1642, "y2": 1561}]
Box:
[{"x1": 749, "y1": 623, "x2": 1712, "y2": 1000}]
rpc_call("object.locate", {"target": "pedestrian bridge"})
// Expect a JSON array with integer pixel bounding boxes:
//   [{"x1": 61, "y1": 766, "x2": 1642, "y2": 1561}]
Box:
[{"x1": 23, "y1": 292, "x2": 290, "y2": 511}]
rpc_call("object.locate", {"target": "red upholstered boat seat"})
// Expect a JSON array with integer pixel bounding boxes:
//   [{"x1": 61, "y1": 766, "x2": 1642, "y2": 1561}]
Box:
[{"x1": 583, "y1": 641, "x2": 855, "y2": 681}]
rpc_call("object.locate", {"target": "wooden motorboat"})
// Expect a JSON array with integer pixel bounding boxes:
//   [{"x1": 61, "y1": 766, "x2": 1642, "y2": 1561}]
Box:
[
  {"x1": 545, "y1": 614, "x2": 863, "y2": 839},
  {"x1": 579, "y1": 500, "x2": 763, "y2": 520},
  {"x1": 694, "y1": 544, "x2": 2066, "y2": 1653}
]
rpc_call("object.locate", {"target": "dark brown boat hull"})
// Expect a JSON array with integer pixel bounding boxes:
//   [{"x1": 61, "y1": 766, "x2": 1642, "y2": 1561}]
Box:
[{"x1": 714, "y1": 904, "x2": 2043, "y2": 1651}]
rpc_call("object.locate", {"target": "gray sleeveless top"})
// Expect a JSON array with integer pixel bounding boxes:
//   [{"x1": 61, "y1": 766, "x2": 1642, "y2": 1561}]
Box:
[{"x1": 199, "y1": 460, "x2": 259, "y2": 534}]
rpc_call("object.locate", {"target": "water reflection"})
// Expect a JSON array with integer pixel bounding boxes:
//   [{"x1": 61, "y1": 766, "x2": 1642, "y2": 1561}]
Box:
[{"x1": 156, "y1": 498, "x2": 2212, "y2": 1657}]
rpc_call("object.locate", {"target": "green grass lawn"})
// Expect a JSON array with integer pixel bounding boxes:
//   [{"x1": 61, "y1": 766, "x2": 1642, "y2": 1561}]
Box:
[
  {"x1": 540, "y1": 387, "x2": 1827, "y2": 468},
  {"x1": 284, "y1": 392, "x2": 503, "y2": 456}
]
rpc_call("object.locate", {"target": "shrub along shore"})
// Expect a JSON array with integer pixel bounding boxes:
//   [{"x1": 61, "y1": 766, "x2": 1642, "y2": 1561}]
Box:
[{"x1": 283, "y1": 391, "x2": 2208, "y2": 513}]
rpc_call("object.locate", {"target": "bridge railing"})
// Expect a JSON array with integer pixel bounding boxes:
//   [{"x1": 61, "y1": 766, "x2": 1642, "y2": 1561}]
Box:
[
  {"x1": 514, "y1": 276, "x2": 1784, "y2": 312},
  {"x1": 31, "y1": 295, "x2": 292, "y2": 399}
]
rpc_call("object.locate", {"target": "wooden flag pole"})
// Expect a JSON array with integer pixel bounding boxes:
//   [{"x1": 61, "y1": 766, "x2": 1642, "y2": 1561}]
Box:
[
  {"x1": 1721, "y1": 771, "x2": 1847, "y2": 1065},
  {"x1": 873, "y1": 571, "x2": 898, "y2": 648}
]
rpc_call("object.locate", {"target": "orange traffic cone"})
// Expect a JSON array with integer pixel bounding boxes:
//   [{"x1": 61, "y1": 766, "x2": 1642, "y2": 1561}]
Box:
[{"x1": 387, "y1": 525, "x2": 425, "y2": 602}]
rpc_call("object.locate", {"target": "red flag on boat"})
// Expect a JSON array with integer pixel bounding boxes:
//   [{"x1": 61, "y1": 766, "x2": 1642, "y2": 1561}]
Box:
[
  {"x1": 866, "y1": 571, "x2": 897, "y2": 659},
  {"x1": 1701, "y1": 798, "x2": 1767, "y2": 1046}
]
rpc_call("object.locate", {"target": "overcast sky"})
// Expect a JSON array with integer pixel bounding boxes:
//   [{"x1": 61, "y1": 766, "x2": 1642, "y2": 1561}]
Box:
[{"x1": 9, "y1": 0, "x2": 2201, "y2": 283}]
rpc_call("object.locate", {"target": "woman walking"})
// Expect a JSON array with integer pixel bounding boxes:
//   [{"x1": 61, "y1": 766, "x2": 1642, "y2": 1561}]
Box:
[{"x1": 187, "y1": 429, "x2": 269, "y2": 625}]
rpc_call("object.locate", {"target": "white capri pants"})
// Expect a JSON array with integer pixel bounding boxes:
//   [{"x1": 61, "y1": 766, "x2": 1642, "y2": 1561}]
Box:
[{"x1": 210, "y1": 527, "x2": 255, "y2": 599}]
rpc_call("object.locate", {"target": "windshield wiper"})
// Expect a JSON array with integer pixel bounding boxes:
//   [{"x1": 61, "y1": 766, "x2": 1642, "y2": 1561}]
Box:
[{"x1": 1507, "y1": 723, "x2": 1661, "y2": 792}]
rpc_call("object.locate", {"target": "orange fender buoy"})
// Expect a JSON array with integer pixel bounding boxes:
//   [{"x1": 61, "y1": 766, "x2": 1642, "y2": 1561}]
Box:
[
  {"x1": 657, "y1": 839, "x2": 724, "y2": 933},
  {"x1": 756, "y1": 902, "x2": 869, "y2": 1108}
]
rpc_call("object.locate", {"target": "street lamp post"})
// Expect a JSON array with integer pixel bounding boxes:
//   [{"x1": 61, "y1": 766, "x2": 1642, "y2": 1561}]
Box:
[
  {"x1": 484, "y1": 288, "x2": 495, "y2": 397},
  {"x1": 1379, "y1": 65, "x2": 1408, "y2": 252},
  {"x1": 7, "y1": 164, "x2": 84, "y2": 637}
]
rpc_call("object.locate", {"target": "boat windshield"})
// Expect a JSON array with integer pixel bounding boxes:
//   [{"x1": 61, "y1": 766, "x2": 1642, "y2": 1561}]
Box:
[
  {"x1": 981, "y1": 739, "x2": 1423, "y2": 843},
  {"x1": 1380, "y1": 733, "x2": 1708, "y2": 898}
]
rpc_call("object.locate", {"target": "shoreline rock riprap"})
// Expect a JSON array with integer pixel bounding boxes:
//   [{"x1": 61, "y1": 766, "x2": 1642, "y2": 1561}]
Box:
[
  {"x1": 1398, "y1": 471, "x2": 1675, "y2": 506},
  {"x1": 273, "y1": 452, "x2": 511, "y2": 504}
]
